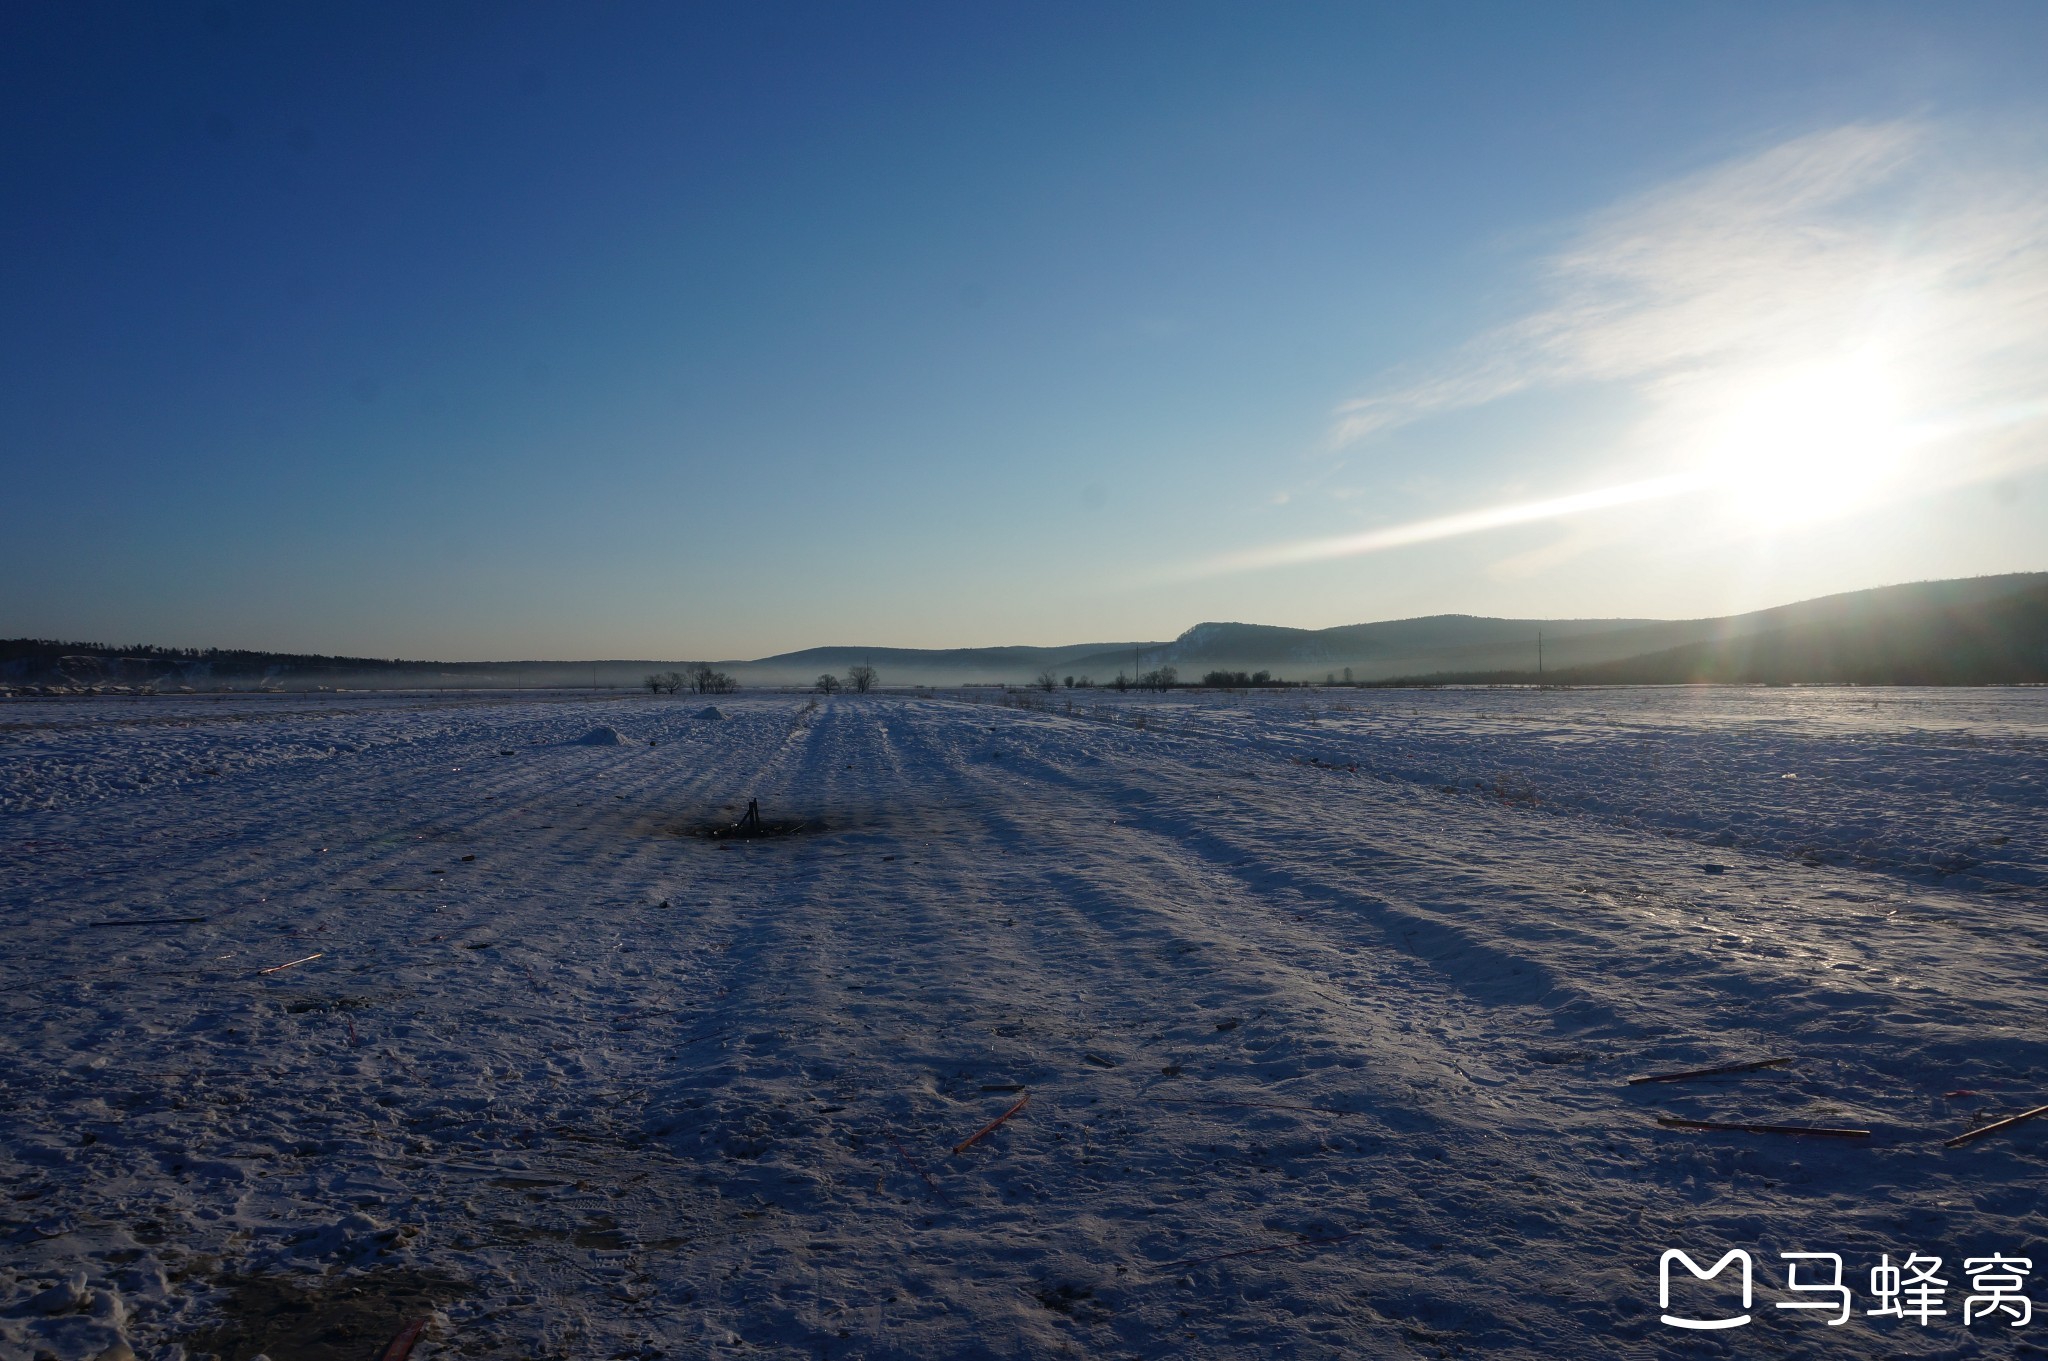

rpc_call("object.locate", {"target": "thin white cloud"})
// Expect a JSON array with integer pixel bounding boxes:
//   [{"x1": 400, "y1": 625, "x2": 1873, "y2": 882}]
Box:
[
  {"x1": 1207, "y1": 472, "x2": 1707, "y2": 576},
  {"x1": 1166, "y1": 119, "x2": 2048, "y2": 582},
  {"x1": 1336, "y1": 120, "x2": 2048, "y2": 472}
]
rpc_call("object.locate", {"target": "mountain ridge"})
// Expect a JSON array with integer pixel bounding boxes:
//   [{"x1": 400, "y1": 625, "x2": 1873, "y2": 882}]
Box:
[{"x1": 5, "y1": 571, "x2": 2043, "y2": 690}]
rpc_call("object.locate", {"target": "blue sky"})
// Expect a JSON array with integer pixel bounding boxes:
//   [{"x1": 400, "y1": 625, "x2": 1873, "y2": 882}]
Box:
[{"x1": 5, "y1": 2, "x2": 2046, "y2": 659}]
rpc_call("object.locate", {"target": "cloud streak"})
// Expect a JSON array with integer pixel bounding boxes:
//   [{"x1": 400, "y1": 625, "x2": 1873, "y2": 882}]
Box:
[
  {"x1": 1208, "y1": 471, "x2": 1709, "y2": 575},
  {"x1": 1197, "y1": 119, "x2": 2048, "y2": 579},
  {"x1": 1334, "y1": 120, "x2": 2048, "y2": 454}
]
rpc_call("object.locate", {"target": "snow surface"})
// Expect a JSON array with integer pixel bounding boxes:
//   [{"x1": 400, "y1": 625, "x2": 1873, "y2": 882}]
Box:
[{"x1": 2, "y1": 686, "x2": 2045, "y2": 1358}]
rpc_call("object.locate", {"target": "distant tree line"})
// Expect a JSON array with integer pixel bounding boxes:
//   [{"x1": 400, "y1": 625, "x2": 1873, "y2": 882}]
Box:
[
  {"x1": 1019, "y1": 665, "x2": 1326, "y2": 690},
  {"x1": 685, "y1": 662, "x2": 738, "y2": 694},
  {"x1": 816, "y1": 664, "x2": 879, "y2": 695},
  {"x1": 646, "y1": 663, "x2": 737, "y2": 694},
  {"x1": 1201, "y1": 669, "x2": 1281, "y2": 687},
  {"x1": 1, "y1": 638, "x2": 415, "y2": 670},
  {"x1": 1086, "y1": 667, "x2": 1177, "y2": 691}
]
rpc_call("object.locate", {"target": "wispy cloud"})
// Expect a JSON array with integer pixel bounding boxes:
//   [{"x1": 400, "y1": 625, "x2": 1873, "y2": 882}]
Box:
[
  {"x1": 1357, "y1": 120, "x2": 2048, "y2": 453},
  {"x1": 1191, "y1": 119, "x2": 2048, "y2": 578},
  {"x1": 1210, "y1": 471, "x2": 1708, "y2": 575}
]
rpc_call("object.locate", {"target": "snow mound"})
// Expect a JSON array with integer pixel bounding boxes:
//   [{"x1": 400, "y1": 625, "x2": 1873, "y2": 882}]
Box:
[
  {"x1": 695, "y1": 706, "x2": 727, "y2": 720},
  {"x1": 574, "y1": 725, "x2": 625, "y2": 746}
]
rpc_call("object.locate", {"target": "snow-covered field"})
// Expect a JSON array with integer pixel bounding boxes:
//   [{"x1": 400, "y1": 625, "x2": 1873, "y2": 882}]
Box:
[{"x1": 2, "y1": 686, "x2": 2045, "y2": 1359}]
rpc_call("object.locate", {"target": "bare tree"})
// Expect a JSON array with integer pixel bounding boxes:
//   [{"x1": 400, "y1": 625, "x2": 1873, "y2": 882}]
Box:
[
  {"x1": 661, "y1": 670, "x2": 684, "y2": 694},
  {"x1": 1034, "y1": 669, "x2": 1058, "y2": 692},
  {"x1": 846, "y1": 664, "x2": 878, "y2": 694},
  {"x1": 644, "y1": 673, "x2": 665, "y2": 695},
  {"x1": 683, "y1": 662, "x2": 737, "y2": 694},
  {"x1": 817, "y1": 673, "x2": 841, "y2": 695}
]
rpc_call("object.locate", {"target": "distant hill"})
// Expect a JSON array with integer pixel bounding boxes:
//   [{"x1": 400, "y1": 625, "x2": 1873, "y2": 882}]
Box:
[
  {"x1": 1063, "y1": 613, "x2": 1679, "y2": 681},
  {"x1": 733, "y1": 641, "x2": 1159, "y2": 687},
  {"x1": 5, "y1": 571, "x2": 2044, "y2": 692},
  {"x1": 0, "y1": 640, "x2": 686, "y2": 693},
  {"x1": 1528, "y1": 575, "x2": 2048, "y2": 686}
]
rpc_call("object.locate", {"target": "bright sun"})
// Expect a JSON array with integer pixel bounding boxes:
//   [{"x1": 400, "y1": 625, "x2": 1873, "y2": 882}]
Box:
[{"x1": 1708, "y1": 354, "x2": 1912, "y2": 529}]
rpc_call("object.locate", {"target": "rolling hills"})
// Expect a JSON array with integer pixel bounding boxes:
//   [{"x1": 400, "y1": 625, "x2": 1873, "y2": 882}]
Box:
[{"x1": 4, "y1": 571, "x2": 2043, "y2": 691}]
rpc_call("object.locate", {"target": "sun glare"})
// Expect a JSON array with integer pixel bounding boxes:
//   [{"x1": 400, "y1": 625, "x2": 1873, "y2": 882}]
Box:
[{"x1": 1706, "y1": 354, "x2": 1912, "y2": 529}]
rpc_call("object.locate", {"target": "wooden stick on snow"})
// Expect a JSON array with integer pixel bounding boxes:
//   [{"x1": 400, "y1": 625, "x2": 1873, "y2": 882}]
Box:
[
  {"x1": 378, "y1": 1318, "x2": 428, "y2": 1361},
  {"x1": 1150, "y1": 1098, "x2": 1368, "y2": 1118},
  {"x1": 1628, "y1": 1057, "x2": 1794, "y2": 1085},
  {"x1": 257, "y1": 952, "x2": 324, "y2": 975},
  {"x1": 953, "y1": 1092, "x2": 1030, "y2": 1155},
  {"x1": 1657, "y1": 1116, "x2": 1868, "y2": 1139},
  {"x1": 1944, "y1": 1102, "x2": 2048, "y2": 1148},
  {"x1": 86, "y1": 916, "x2": 210, "y2": 927}
]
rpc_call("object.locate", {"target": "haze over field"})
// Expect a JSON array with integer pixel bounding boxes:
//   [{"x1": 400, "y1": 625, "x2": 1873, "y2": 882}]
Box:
[{"x1": 9, "y1": 572, "x2": 2046, "y2": 691}]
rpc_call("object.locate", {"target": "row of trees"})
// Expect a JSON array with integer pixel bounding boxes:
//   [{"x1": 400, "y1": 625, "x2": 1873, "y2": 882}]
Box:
[
  {"x1": 644, "y1": 662, "x2": 738, "y2": 695},
  {"x1": 1023, "y1": 665, "x2": 1327, "y2": 691},
  {"x1": 1201, "y1": 669, "x2": 1277, "y2": 687},
  {"x1": 642, "y1": 663, "x2": 883, "y2": 696},
  {"x1": 1028, "y1": 666, "x2": 1181, "y2": 692},
  {"x1": 644, "y1": 660, "x2": 1331, "y2": 695},
  {"x1": 816, "y1": 664, "x2": 878, "y2": 695}
]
